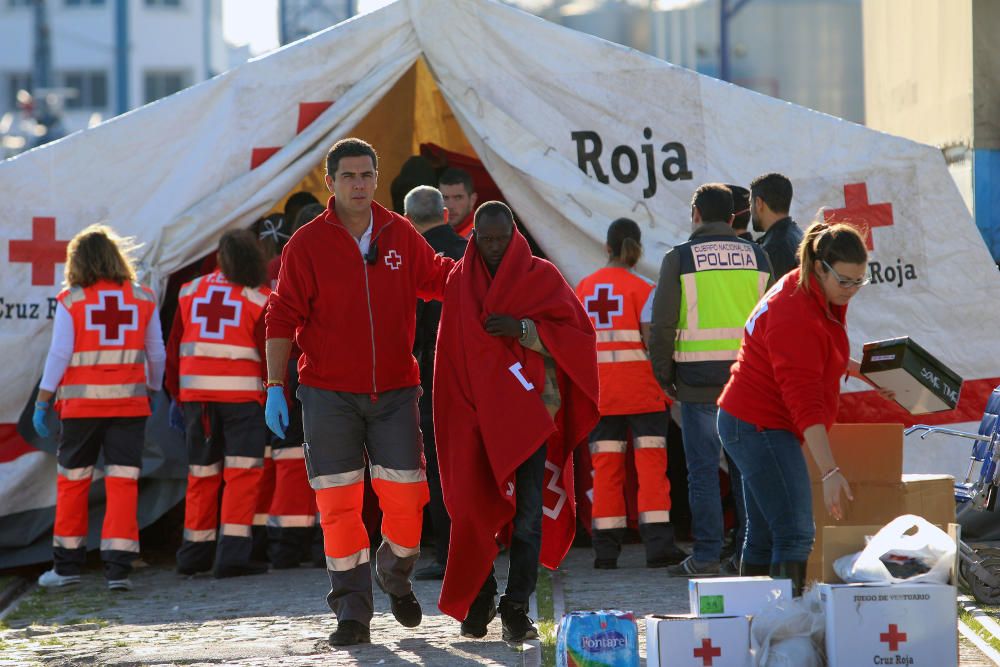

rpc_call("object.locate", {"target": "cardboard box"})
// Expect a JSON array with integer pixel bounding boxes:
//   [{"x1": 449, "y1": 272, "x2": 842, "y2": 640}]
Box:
[
  {"x1": 688, "y1": 577, "x2": 792, "y2": 618},
  {"x1": 820, "y1": 523, "x2": 960, "y2": 585},
  {"x1": 818, "y1": 583, "x2": 957, "y2": 667},
  {"x1": 901, "y1": 474, "x2": 957, "y2": 525},
  {"x1": 802, "y1": 425, "x2": 956, "y2": 582},
  {"x1": 646, "y1": 614, "x2": 750, "y2": 667},
  {"x1": 860, "y1": 337, "x2": 963, "y2": 414}
]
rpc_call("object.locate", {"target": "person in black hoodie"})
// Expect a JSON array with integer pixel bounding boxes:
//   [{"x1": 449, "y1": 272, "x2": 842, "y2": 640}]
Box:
[
  {"x1": 404, "y1": 185, "x2": 467, "y2": 582},
  {"x1": 750, "y1": 173, "x2": 803, "y2": 279}
]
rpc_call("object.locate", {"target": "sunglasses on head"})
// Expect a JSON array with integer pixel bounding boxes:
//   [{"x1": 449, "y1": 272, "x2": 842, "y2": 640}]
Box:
[{"x1": 821, "y1": 260, "x2": 870, "y2": 288}]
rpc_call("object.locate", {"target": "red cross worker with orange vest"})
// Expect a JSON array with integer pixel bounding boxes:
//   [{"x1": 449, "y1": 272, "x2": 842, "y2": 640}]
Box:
[
  {"x1": 33, "y1": 224, "x2": 165, "y2": 592},
  {"x1": 264, "y1": 138, "x2": 456, "y2": 647},
  {"x1": 166, "y1": 229, "x2": 272, "y2": 578},
  {"x1": 575, "y1": 218, "x2": 688, "y2": 570}
]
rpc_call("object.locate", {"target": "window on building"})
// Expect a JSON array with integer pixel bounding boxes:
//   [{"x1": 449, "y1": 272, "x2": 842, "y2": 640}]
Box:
[
  {"x1": 145, "y1": 0, "x2": 181, "y2": 6},
  {"x1": 64, "y1": 0, "x2": 106, "y2": 6},
  {"x1": 6, "y1": 72, "x2": 32, "y2": 111},
  {"x1": 60, "y1": 71, "x2": 108, "y2": 109},
  {"x1": 143, "y1": 70, "x2": 189, "y2": 104}
]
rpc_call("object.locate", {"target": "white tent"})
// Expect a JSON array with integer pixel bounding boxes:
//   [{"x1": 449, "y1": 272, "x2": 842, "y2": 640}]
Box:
[{"x1": 2, "y1": 0, "x2": 997, "y2": 564}]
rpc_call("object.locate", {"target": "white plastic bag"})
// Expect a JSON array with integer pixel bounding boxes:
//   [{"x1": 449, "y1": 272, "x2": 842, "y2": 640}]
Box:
[
  {"x1": 833, "y1": 514, "x2": 955, "y2": 584},
  {"x1": 751, "y1": 588, "x2": 825, "y2": 667}
]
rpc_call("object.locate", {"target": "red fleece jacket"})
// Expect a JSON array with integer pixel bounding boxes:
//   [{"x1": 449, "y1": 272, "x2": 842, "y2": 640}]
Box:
[
  {"x1": 434, "y1": 228, "x2": 599, "y2": 621},
  {"x1": 266, "y1": 198, "x2": 454, "y2": 393},
  {"x1": 718, "y1": 268, "x2": 850, "y2": 439}
]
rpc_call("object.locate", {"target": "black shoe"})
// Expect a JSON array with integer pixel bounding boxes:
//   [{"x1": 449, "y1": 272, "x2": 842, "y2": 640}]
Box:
[
  {"x1": 388, "y1": 591, "x2": 422, "y2": 628},
  {"x1": 213, "y1": 561, "x2": 269, "y2": 579},
  {"x1": 499, "y1": 598, "x2": 538, "y2": 642},
  {"x1": 770, "y1": 560, "x2": 807, "y2": 597},
  {"x1": 328, "y1": 619, "x2": 371, "y2": 646},
  {"x1": 460, "y1": 592, "x2": 497, "y2": 639},
  {"x1": 646, "y1": 546, "x2": 689, "y2": 568},
  {"x1": 414, "y1": 561, "x2": 446, "y2": 581},
  {"x1": 593, "y1": 558, "x2": 618, "y2": 570},
  {"x1": 176, "y1": 563, "x2": 211, "y2": 576}
]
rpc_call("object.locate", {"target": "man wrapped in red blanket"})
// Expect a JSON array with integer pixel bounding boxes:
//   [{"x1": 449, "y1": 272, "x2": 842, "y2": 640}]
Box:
[{"x1": 434, "y1": 201, "x2": 599, "y2": 642}]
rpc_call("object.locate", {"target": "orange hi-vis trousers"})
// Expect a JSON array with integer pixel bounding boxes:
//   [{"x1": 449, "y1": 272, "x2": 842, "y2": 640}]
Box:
[
  {"x1": 300, "y1": 385, "x2": 429, "y2": 626},
  {"x1": 53, "y1": 416, "x2": 145, "y2": 580},
  {"x1": 588, "y1": 411, "x2": 672, "y2": 561},
  {"x1": 176, "y1": 401, "x2": 267, "y2": 572}
]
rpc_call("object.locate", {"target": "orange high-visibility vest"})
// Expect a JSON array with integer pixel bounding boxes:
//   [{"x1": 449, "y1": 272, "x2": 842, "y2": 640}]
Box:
[
  {"x1": 56, "y1": 280, "x2": 156, "y2": 418},
  {"x1": 177, "y1": 270, "x2": 269, "y2": 403},
  {"x1": 576, "y1": 267, "x2": 666, "y2": 416}
]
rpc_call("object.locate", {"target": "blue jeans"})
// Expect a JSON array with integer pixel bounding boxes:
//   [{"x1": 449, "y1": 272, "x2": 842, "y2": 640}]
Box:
[
  {"x1": 680, "y1": 402, "x2": 723, "y2": 562},
  {"x1": 717, "y1": 408, "x2": 815, "y2": 564}
]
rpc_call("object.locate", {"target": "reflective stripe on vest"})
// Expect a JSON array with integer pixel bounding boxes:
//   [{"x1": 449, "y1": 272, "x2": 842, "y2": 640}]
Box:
[
  {"x1": 180, "y1": 341, "x2": 260, "y2": 362},
  {"x1": 675, "y1": 240, "x2": 769, "y2": 363},
  {"x1": 56, "y1": 281, "x2": 155, "y2": 418},
  {"x1": 69, "y1": 349, "x2": 147, "y2": 367}
]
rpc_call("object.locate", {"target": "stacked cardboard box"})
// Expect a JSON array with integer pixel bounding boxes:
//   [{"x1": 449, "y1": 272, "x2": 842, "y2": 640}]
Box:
[
  {"x1": 804, "y1": 423, "x2": 955, "y2": 582},
  {"x1": 646, "y1": 577, "x2": 792, "y2": 666}
]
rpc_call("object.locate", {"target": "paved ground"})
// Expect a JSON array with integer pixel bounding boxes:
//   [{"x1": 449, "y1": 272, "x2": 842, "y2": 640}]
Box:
[{"x1": 0, "y1": 544, "x2": 995, "y2": 665}]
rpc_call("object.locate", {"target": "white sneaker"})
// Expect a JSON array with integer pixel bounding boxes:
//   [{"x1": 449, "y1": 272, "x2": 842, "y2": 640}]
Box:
[
  {"x1": 107, "y1": 578, "x2": 133, "y2": 591},
  {"x1": 37, "y1": 569, "x2": 81, "y2": 588}
]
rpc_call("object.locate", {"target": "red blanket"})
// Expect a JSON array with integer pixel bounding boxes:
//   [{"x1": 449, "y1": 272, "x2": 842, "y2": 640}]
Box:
[{"x1": 434, "y1": 227, "x2": 599, "y2": 620}]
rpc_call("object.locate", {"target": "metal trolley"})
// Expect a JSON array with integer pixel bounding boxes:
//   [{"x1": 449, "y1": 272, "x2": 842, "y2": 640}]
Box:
[{"x1": 906, "y1": 386, "x2": 1000, "y2": 604}]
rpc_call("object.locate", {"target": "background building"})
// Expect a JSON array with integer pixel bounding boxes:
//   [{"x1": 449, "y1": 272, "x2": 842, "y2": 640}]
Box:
[
  {"x1": 863, "y1": 0, "x2": 1000, "y2": 263},
  {"x1": 0, "y1": 0, "x2": 226, "y2": 153},
  {"x1": 513, "y1": 0, "x2": 865, "y2": 124},
  {"x1": 279, "y1": 0, "x2": 355, "y2": 45}
]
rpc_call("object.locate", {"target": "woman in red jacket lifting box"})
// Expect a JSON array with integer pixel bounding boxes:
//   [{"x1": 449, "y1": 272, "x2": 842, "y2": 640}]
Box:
[{"x1": 717, "y1": 221, "x2": 893, "y2": 595}]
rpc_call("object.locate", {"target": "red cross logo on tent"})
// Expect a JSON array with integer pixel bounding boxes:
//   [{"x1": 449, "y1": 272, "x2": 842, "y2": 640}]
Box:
[
  {"x1": 584, "y1": 283, "x2": 623, "y2": 329},
  {"x1": 85, "y1": 291, "x2": 139, "y2": 346},
  {"x1": 879, "y1": 624, "x2": 907, "y2": 651},
  {"x1": 823, "y1": 182, "x2": 894, "y2": 251},
  {"x1": 191, "y1": 285, "x2": 242, "y2": 340},
  {"x1": 693, "y1": 637, "x2": 722, "y2": 666},
  {"x1": 8, "y1": 216, "x2": 70, "y2": 286},
  {"x1": 250, "y1": 101, "x2": 335, "y2": 170},
  {"x1": 384, "y1": 250, "x2": 403, "y2": 270}
]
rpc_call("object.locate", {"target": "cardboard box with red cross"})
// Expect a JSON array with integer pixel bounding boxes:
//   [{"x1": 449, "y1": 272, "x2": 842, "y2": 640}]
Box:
[
  {"x1": 817, "y1": 582, "x2": 957, "y2": 666},
  {"x1": 645, "y1": 614, "x2": 751, "y2": 667}
]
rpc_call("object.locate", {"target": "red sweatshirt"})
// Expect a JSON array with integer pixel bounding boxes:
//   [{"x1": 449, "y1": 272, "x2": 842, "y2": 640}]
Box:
[
  {"x1": 266, "y1": 198, "x2": 454, "y2": 394},
  {"x1": 718, "y1": 268, "x2": 849, "y2": 439}
]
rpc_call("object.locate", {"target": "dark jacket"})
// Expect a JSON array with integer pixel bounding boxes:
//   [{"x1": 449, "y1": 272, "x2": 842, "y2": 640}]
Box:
[
  {"x1": 414, "y1": 223, "x2": 468, "y2": 407},
  {"x1": 757, "y1": 216, "x2": 803, "y2": 280}
]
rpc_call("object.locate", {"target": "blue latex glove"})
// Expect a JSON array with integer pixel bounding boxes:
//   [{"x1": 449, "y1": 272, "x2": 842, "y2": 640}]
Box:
[
  {"x1": 265, "y1": 386, "x2": 288, "y2": 439},
  {"x1": 168, "y1": 399, "x2": 185, "y2": 432},
  {"x1": 32, "y1": 401, "x2": 50, "y2": 439}
]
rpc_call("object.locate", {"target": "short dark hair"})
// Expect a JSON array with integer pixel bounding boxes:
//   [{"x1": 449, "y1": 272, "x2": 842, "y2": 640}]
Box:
[
  {"x1": 474, "y1": 201, "x2": 514, "y2": 229},
  {"x1": 326, "y1": 138, "x2": 378, "y2": 175},
  {"x1": 749, "y1": 172, "x2": 793, "y2": 214},
  {"x1": 292, "y1": 203, "x2": 326, "y2": 234},
  {"x1": 691, "y1": 183, "x2": 734, "y2": 224},
  {"x1": 439, "y1": 167, "x2": 474, "y2": 194},
  {"x1": 727, "y1": 184, "x2": 751, "y2": 231},
  {"x1": 283, "y1": 191, "x2": 320, "y2": 244},
  {"x1": 218, "y1": 228, "x2": 266, "y2": 288}
]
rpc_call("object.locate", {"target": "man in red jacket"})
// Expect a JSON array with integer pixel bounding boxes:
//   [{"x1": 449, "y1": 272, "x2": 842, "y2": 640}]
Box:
[{"x1": 265, "y1": 138, "x2": 455, "y2": 647}]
